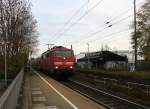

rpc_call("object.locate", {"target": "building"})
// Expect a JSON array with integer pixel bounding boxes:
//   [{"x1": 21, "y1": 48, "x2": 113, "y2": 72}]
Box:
[{"x1": 77, "y1": 51, "x2": 128, "y2": 70}]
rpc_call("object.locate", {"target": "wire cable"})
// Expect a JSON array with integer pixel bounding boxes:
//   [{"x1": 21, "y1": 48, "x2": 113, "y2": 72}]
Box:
[
  {"x1": 67, "y1": 14, "x2": 132, "y2": 46},
  {"x1": 64, "y1": 1, "x2": 143, "y2": 47},
  {"x1": 53, "y1": 0, "x2": 104, "y2": 43},
  {"x1": 74, "y1": 28, "x2": 130, "y2": 50},
  {"x1": 51, "y1": 1, "x2": 90, "y2": 42}
]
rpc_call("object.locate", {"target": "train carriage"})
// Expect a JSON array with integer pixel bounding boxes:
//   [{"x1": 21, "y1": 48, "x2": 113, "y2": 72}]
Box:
[{"x1": 38, "y1": 46, "x2": 76, "y2": 79}]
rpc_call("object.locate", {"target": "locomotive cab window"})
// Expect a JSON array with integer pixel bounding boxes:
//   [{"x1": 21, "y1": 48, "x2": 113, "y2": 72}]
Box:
[
  {"x1": 55, "y1": 51, "x2": 73, "y2": 57},
  {"x1": 46, "y1": 53, "x2": 49, "y2": 58},
  {"x1": 41, "y1": 55, "x2": 44, "y2": 59}
]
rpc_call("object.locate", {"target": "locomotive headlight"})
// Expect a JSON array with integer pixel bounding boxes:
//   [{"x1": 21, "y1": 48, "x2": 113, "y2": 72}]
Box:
[
  {"x1": 70, "y1": 66, "x2": 73, "y2": 69},
  {"x1": 55, "y1": 66, "x2": 58, "y2": 69}
]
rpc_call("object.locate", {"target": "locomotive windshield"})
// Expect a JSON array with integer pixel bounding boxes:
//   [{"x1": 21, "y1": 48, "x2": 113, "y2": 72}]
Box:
[{"x1": 55, "y1": 51, "x2": 73, "y2": 57}]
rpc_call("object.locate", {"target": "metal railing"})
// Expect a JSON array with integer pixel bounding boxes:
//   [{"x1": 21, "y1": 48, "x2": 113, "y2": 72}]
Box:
[
  {"x1": 0, "y1": 79, "x2": 13, "y2": 90},
  {"x1": 0, "y1": 80, "x2": 6, "y2": 90},
  {"x1": 0, "y1": 68, "x2": 24, "y2": 109}
]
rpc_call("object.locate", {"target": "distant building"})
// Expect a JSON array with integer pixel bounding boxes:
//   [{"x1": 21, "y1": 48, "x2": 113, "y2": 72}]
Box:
[
  {"x1": 75, "y1": 52, "x2": 86, "y2": 61},
  {"x1": 112, "y1": 50, "x2": 143, "y2": 63},
  {"x1": 112, "y1": 50, "x2": 145, "y2": 71},
  {"x1": 77, "y1": 51, "x2": 128, "y2": 70}
]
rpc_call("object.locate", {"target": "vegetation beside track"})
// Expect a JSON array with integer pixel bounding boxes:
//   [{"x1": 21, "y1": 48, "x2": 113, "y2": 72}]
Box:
[
  {"x1": 0, "y1": 0, "x2": 38, "y2": 78},
  {"x1": 73, "y1": 68, "x2": 150, "y2": 106},
  {"x1": 0, "y1": 73, "x2": 4, "y2": 80},
  {"x1": 75, "y1": 68, "x2": 150, "y2": 81}
]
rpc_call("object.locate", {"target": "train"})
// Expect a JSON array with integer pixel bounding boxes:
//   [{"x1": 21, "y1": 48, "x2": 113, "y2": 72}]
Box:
[{"x1": 33, "y1": 46, "x2": 76, "y2": 79}]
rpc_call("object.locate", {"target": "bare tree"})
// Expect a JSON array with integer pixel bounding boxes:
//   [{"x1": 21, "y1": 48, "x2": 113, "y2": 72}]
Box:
[
  {"x1": 131, "y1": 0, "x2": 150, "y2": 61},
  {"x1": 0, "y1": 0, "x2": 38, "y2": 74}
]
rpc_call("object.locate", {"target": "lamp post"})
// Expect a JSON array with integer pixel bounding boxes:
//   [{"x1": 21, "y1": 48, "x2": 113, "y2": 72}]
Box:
[
  {"x1": 0, "y1": 42, "x2": 8, "y2": 85},
  {"x1": 30, "y1": 50, "x2": 33, "y2": 71},
  {"x1": 134, "y1": 0, "x2": 137, "y2": 71},
  {"x1": 4, "y1": 42, "x2": 7, "y2": 85}
]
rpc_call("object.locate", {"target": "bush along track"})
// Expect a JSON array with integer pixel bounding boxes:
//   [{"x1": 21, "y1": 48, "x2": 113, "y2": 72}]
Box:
[
  {"x1": 75, "y1": 69, "x2": 150, "y2": 84},
  {"x1": 73, "y1": 69, "x2": 150, "y2": 106}
]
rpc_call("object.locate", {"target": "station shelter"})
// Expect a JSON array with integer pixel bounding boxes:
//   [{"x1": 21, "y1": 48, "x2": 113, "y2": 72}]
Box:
[{"x1": 77, "y1": 51, "x2": 128, "y2": 70}]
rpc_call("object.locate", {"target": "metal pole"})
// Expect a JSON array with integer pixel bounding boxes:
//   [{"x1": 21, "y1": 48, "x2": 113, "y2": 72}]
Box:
[
  {"x1": 4, "y1": 42, "x2": 7, "y2": 85},
  {"x1": 87, "y1": 43, "x2": 90, "y2": 69},
  {"x1": 30, "y1": 51, "x2": 32, "y2": 72},
  {"x1": 46, "y1": 44, "x2": 50, "y2": 50},
  {"x1": 87, "y1": 0, "x2": 90, "y2": 11},
  {"x1": 71, "y1": 45, "x2": 73, "y2": 50},
  {"x1": 134, "y1": 0, "x2": 137, "y2": 71},
  {"x1": 46, "y1": 44, "x2": 55, "y2": 50}
]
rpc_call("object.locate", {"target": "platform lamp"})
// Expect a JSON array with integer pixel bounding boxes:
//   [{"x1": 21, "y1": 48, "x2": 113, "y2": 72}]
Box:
[
  {"x1": 134, "y1": 0, "x2": 137, "y2": 71},
  {"x1": 0, "y1": 41, "x2": 9, "y2": 85}
]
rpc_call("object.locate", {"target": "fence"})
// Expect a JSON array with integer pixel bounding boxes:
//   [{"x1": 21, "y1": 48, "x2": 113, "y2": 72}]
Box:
[
  {"x1": 0, "y1": 79, "x2": 13, "y2": 90},
  {"x1": 0, "y1": 68, "x2": 24, "y2": 109},
  {"x1": 0, "y1": 80, "x2": 6, "y2": 90},
  {"x1": 137, "y1": 61, "x2": 150, "y2": 71}
]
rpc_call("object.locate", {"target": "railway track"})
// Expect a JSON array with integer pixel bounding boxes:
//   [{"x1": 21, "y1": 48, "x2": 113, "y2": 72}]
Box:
[{"x1": 62, "y1": 79, "x2": 150, "y2": 109}]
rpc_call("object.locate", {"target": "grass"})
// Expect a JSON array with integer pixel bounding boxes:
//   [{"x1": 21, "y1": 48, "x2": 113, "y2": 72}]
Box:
[
  {"x1": 75, "y1": 68, "x2": 150, "y2": 80},
  {"x1": 73, "y1": 72, "x2": 150, "y2": 105}
]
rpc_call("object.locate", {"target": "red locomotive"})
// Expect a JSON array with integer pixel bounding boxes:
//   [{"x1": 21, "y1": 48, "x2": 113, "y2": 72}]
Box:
[{"x1": 35, "y1": 46, "x2": 76, "y2": 79}]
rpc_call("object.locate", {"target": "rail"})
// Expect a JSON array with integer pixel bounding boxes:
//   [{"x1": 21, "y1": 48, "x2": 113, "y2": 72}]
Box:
[
  {"x1": 0, "y1": 68, "x2": 24, "y2": 109},
  {"x1": 93, "y1": 76, "x2": 150, "y2": 95},
  {"x1": 68, "y1": 79, "x2": 150, "y2": 109}
]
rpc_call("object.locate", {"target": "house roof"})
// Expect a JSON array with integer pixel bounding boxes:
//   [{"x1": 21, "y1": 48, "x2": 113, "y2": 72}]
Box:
[{"x1": 77, "y1": 51, "x2": 127, "y2": 62}]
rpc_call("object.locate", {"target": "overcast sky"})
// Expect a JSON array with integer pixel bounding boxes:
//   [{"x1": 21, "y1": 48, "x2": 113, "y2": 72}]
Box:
[{"x1": 31, "y1": 0, "x2": 145, "y2": 56}]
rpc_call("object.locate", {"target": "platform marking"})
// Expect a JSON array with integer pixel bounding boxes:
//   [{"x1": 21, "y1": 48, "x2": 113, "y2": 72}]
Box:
[
  {"x1": 33, "y1": 103, "x2": 45, "y2": 109},
  {"x1": 32, "y1": 88, "x2": 41, "y2": 91},
  {"x1": 32, "y1": 91, "x2": 42, "y2": 95},
  {"x1": 32, "y1": 96, "x2": 46, "y2": 102},
  {"x1": 35, "y1": 72, "x2": 78, "y2": 109},
  {"x1": 33, "y1": 103, "x2": 45, "y2": 106},
  {"x1": 33, "y1": 106, "x2": 58, "y2": 109},
  {"x1": 45, "y1": 106, "x2": 58, "y2": 109}
]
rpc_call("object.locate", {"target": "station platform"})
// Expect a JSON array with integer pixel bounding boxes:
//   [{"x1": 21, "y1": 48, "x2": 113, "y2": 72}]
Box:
[{"x1": 19, "y1": 70, "x2": 106, "y2": 109}]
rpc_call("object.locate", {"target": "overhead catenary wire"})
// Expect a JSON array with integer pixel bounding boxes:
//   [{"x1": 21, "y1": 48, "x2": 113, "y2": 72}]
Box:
[
  {"x1": 88, "y1": 1, "x2": 143, "y2": 31},
  {"x1": 48, "y1": 0, "x2": 144, "y2": 53},
  {"x1": 73, "y1": 7, "x2": 143, "y2": 47},
  {"x1": 103, "y1": 31, "x2": 131, "y2": 44},
  {"x1": 67, "y1": 14, "x2": 133, "y2": 46},
  {"x1": 85, "y1": 28, "x2": 130, "y2": 44},
  {"x1": 65, "y1": 1, "x2": 143, "y2": 47},
  {"x1": 74, "y1": 28, "x2": 130, "y2": 50},
  {"x1": 53, "y1": 0, "x2": 104, "y2": 43},
  {"x1": 80, "y1": 9, "x2": 142, "y2": 44},
  {"x1": 51, "y1": 1, "x2": 90, "y2": 42},
  {"x1": 93, "y1": 28, "x2": 131, "y2": 43},
  {"x1": 67, "y1": 1, "x2": 144, "y2": 53}
]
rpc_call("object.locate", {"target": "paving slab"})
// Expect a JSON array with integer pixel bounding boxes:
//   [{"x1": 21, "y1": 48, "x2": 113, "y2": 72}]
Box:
[
  {"x1": 32, "y1": 90, "x2": 43, "y2": 95},
  {"x1": 21, "y1": 70, "x2": 106, "y2": 109}
]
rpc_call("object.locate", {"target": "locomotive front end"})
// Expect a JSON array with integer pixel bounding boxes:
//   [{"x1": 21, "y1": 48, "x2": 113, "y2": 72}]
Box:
[{"x1": 53, "y1": 50, "x2": 75, "y2": 70}]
